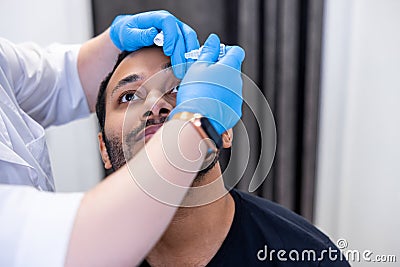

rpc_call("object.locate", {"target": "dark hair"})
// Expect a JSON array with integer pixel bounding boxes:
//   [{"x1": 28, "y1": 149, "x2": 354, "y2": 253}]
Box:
[{"x1": 95, "y1": 50, "x2": 132, "y2": 133}]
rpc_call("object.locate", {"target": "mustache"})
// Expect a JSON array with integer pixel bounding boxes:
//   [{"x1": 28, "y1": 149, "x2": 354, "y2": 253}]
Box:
[{"x1": 125, "y1": 116, "x2": 168, "y2": 144}]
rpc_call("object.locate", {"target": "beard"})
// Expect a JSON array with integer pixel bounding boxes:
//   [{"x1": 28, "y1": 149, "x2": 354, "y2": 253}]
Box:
[
  {"x1": 102, "y1": 131, "x2": 126, "y2": 172},
  {"x1": 102, "y1": 122, "x2": 219, "y2": 180}
]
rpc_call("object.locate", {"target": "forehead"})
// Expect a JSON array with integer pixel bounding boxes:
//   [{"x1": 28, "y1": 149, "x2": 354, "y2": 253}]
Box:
[{"x1": 106, "y1": 47, "x2": 172, "y2": 95}]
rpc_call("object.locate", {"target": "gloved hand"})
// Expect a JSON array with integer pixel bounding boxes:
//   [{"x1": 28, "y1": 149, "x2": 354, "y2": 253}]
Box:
[
  {"x1": 169, "y1": 34, "x2": 245, "y2": 135},
  {"x1": 109, "y1": 10, "x2": 199, "y2": 78}
]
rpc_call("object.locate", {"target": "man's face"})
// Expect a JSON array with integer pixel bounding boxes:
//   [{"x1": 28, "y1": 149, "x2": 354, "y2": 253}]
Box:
[{"x1": 101, "y1": 47, "x2": 180, "y2": 170}]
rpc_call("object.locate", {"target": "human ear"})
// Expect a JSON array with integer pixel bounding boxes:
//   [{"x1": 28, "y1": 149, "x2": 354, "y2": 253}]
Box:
[
  {"x1": 221, "y1": 129, "x2": 233, "y2": 148},
  {"x1": 98, "y1": 132, "x2": 112, "y2": 170}
]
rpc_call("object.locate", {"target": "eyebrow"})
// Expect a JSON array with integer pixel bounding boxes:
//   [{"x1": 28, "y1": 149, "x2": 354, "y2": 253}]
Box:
[
  {"x1": 111, "y1": 74, "x2": 143, "y2": 98},
  {"x1": 110, "y1": 61, "x2": 172, "y2": 98}
]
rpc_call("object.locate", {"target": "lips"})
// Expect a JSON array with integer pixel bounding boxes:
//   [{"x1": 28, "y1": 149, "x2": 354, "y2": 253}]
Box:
[{"x1": 134, "y1": 124, "x2": 163, "y2": 142}]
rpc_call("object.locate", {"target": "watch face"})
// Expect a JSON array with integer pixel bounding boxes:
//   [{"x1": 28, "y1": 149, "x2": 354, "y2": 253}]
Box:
[{"x1": 200, "y1": 117, "x2": 223, "y2": 149}]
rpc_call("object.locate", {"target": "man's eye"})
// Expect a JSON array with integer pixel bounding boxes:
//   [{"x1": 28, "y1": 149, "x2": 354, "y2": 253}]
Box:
[
  {"x1": 120, "y1": 92, "x2": 138, "y2": 103},
  {"x1": 170, "y1": 85, "x2": 180, "y2": 94}
]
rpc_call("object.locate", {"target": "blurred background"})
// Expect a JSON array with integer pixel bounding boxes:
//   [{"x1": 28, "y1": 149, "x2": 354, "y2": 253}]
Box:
[{"x1": 1, "y1": 0, "x2": 399, "y2": 265}]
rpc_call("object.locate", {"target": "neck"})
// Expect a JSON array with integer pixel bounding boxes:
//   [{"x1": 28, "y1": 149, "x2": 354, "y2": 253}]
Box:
[{"x1": 146, "y1": 163, "x2": 235, "y2": 264}]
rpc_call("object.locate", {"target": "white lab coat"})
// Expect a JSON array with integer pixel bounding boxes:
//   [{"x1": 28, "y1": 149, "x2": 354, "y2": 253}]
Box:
[{"x1": 0, "y1": 38, "x2": 89, "y2": 266}]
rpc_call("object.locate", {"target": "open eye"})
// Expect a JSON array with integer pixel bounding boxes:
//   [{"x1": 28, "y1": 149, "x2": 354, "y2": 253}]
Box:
[
  {"x1": 170, "y1": 85, "x2": 180, "y2": 94},
  {"x1": 119, "y1": 91, "x2": 139, "y2": 103}
]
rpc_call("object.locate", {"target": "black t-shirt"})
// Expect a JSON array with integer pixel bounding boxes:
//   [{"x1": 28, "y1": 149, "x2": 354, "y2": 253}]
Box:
[{"x1": 140, "y1": 189, "x2": 350, "y2": 266}]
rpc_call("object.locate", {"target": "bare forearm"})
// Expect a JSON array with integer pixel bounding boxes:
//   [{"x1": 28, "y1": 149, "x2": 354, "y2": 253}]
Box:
[
  {"x1": 65, "y1": 120, "x2": 206, "y2": 267},
  {"x1": 77, "y1": 29, "x2": 120, "y2": 112}
]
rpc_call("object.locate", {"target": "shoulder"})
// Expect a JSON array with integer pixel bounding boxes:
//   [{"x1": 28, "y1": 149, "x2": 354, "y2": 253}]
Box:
[
  {"x1": 209, "y1": 190, "x2": 350, "y2": 266},
  {"x1": 230, "y1": 189, "x2": 334, "y2": 249}
]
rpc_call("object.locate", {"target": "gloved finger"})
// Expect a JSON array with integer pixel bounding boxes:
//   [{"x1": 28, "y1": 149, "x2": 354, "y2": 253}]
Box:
[
  {"x1": 170, "y1": 23, "x2": 187, "y2": 79},
  {"x1": 160, "y1": 15, "x2": 180, "y2": 56},
  {"x1": 133, "y1": 10, "x2": 178, "y2": 55},
  {"x1": 132, "y1": 10, "x2": 172, "y2": 28},
  {"x1": 141, "y1": 27, "x2": 159, "y2": 45},
  {"x1": 218, "y1": 45, "x2": 245, "y2": 71},
  {"x1": 177, "y1": 21, "x2": 200, "y2": 52},
  {"x1": 122, "y1": 27, "x2": 159, "y2": 51},
  {"x1": 176, "y1": 20, "x2": 200, "y2": 64},
  {"x1": 197, "y1": 34, "x2": 221, "y2": 63}
]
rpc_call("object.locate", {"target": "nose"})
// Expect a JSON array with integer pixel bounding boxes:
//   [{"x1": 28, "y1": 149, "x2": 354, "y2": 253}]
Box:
[{"x1": 141, "y1": 91, "x2": 174, "y2": 119}]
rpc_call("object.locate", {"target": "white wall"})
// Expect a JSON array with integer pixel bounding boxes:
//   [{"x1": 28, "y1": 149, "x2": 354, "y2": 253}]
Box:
[
  {"x1": 1, "y1": 0, "x2": 103, "y2": 191},
  {"x1": 316, "y1": 0, "x2": 400, "y2": 265}
]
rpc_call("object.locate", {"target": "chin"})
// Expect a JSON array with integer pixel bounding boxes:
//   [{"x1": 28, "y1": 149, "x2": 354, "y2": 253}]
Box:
[{"x1": 192, "y1": 154, "x2": 220, "y2": 186}]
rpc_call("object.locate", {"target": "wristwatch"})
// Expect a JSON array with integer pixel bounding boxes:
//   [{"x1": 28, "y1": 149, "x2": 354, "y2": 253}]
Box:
[{"x1": 171, "y1": 112, "x2": 222, "y2": 169}]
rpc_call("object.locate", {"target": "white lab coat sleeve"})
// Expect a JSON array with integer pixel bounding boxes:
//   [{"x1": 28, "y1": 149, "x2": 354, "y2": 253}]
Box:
[
  {"x1": 0, "y1": 38, "x2": 90, "y2": 128},
  {"x1": 0, "y1": 184, "x2": 84, "y2": 267}
]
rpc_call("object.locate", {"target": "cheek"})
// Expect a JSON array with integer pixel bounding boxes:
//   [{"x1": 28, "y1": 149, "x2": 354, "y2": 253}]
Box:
[
  {"x1": 104, "y1": 111, "x2": 124, "y2": 139},
  {"x1": 105, "y1": 107, "x2": 146, "y2": 148}
]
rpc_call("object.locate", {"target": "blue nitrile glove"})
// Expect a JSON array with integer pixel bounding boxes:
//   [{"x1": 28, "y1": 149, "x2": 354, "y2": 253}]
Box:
[
  {"x1": 169, "y1": 34, "x2": 245, "y2": 135},
  {"x1": 109, "y1": 10, "x2": 200, "y2": 78}
]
